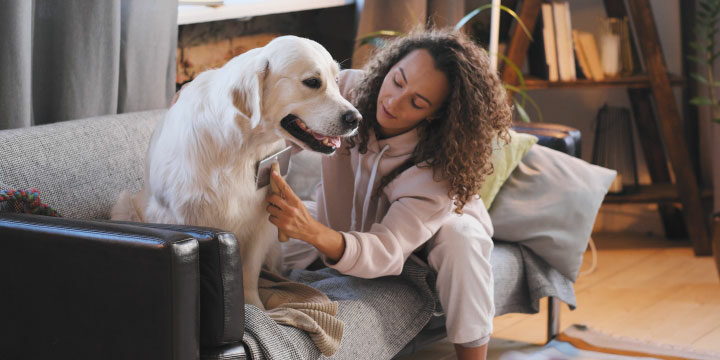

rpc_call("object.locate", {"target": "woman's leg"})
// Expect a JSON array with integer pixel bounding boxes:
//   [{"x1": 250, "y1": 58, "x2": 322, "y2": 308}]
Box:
[
  {"x1": 426, "y1": 214, "x2": 495, "y2": 359},
  {"x1": 455, "y1": 343, "x2": 489, "y2": 360}
]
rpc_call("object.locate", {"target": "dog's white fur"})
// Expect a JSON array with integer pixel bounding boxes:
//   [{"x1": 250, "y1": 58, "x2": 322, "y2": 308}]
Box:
[{"x1": 111, "y1": 36, "x2": 359, "y2": 309}]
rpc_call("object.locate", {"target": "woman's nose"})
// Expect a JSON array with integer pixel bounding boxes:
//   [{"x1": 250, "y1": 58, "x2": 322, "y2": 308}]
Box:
[{"x1": 387, "y1": 94, "x2": 399, "y2": 110}]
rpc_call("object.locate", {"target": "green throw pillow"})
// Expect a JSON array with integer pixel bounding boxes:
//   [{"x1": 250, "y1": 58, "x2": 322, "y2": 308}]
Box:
[{"x1": 479, "y1": 129, "x2": 538, "y2": 209}]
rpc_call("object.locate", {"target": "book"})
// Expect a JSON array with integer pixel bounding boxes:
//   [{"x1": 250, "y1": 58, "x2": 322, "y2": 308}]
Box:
[
  {"x1": 572, "y1": 30, "x2": 592, "y2": 80},
  {"x1": 577, "y1": 31, "x2": 605, "y2": 81},
  {"x1": 563, "y1": 1, "x2": 576, "y2": 80},
  {"x1": 527, "y1": 3, "x2": 559, "y2": 81},
  {"x1": 552, "y1": 1, "x2": 576, "y2": 81},
  {"x1": 542, "y1": 3, "x2": 559, "y2": 81},
  {"x1": 619, "y1": 17, "x2": 635, "y2": 76}
]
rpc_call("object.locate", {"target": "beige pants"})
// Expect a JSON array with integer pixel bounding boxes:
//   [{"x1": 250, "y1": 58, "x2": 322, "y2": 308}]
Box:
[
  {"x1": 281, "y1": 204, "x2": 494, "y2": 347},
  {"x1": 424, "y1": 214, "x2": 495, "y2": 347}
]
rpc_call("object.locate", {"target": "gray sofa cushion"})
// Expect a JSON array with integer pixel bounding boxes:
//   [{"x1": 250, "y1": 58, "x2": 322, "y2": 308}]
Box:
[
  {"x1": 490, "y1": 145, "x2": 616, "y2": 281},
  {"x1": 0, "y1": 110, "x2": 164, "y2": 219}
]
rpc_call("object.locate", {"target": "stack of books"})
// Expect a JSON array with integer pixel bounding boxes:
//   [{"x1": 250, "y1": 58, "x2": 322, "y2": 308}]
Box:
[{"x1": 528, "y1": 1, "x2": 607, "y2": 82}]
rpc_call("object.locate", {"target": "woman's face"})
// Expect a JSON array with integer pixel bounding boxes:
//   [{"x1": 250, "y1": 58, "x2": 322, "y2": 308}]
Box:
[{"x1": 376, "y1": 49, "x2": 450, "y2": 138}]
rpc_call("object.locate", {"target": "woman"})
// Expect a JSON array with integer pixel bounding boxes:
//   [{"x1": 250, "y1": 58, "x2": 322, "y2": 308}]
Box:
[{"x1": 267, "y1": 28, "x2": 513, "y2": 360}]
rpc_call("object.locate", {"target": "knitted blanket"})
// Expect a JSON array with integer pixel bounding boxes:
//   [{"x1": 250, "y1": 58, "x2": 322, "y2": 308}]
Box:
[
  {"x1": 259, "y1": 270, "x2": 344, "y2": 357},
  {"x1": 242, "y1": 255, "x2": 439, "y2": 360}
]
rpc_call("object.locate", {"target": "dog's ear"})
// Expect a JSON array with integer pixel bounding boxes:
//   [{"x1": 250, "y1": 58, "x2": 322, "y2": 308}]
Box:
[{"x1": 233, "y1": 58, "x2": 269, "y2": 129}]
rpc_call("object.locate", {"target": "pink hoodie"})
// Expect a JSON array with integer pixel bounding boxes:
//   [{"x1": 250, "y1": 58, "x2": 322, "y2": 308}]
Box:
[{"x1": 314, "y1": 69, "x2": 494, "y2": 278}]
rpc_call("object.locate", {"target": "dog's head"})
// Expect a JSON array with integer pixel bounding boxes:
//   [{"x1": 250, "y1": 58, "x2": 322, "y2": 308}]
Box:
[{"x1": 229, "y1": 36, "x2": 360, "y2": 155}]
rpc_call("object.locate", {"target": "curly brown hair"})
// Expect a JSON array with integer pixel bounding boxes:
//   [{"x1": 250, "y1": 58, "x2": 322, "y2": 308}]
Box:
[{"x1": 346, "y1": 28, "x2": 513, "y2": 214}]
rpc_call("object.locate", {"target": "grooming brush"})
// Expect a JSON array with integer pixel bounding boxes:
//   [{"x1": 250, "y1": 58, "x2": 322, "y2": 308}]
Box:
[{"x1": 256, "y1": 146, "x2": 293, "y2": 242}]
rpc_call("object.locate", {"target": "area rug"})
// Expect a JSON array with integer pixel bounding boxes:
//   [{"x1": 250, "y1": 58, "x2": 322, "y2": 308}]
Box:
[{"x1": 498, "y1": 324, "x2": 720, "y2": 360}]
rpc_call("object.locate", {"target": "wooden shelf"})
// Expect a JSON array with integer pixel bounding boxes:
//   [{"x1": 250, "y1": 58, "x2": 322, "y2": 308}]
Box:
[
  {"x1": 502, "y1": 0, "x2": 714, "y2": 256},
  {"x1": 604, "y1": 183, "x2": 713, "y2": 204},
  {"x1": 522, "y1": 74, "x2": 684, "y2": 90},
  {"x1": 177, "y1": 0, "x2": 355, "y2": 25}
]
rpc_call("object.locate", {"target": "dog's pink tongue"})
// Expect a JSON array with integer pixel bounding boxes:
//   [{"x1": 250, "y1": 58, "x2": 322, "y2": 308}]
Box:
[{"x1": 311, "y1": 131, "x2": 342, "y2": 148}]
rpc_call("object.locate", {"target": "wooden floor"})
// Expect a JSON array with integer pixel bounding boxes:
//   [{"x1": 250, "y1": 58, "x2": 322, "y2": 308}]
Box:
[{"x1": 405, "y1": 231, "x2": 720, "y2": 359}]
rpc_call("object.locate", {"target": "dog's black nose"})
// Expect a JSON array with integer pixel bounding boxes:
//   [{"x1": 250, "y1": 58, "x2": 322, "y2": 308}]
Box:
[{"x1": 342, "y1": 110, "x2": 361, "y2": 129}]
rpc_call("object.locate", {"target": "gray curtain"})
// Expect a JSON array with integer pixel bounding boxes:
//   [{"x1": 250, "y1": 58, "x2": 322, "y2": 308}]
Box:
[{"x1": 0, "y1": 0, "x2": 178, "y2": 130}]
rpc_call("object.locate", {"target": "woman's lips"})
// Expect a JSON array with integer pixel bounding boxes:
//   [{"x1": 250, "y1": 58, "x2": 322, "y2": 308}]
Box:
[{"x1": 381, "y1": 103, "x2": 396, "y2": 119}]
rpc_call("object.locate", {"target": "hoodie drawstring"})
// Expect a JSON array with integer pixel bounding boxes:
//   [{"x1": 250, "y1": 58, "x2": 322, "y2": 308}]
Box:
[
  {"x1": 350, "y1": 151, "x2": 364, "y2": 231},
  {"x1": 358, "y1": 144, "x2": 390, "y2": 232}
]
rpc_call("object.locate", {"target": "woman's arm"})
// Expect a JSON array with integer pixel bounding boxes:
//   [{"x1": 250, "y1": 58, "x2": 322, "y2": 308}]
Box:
[{"x1": 266, "y1": 170, "x2": 345, "y2": 261}]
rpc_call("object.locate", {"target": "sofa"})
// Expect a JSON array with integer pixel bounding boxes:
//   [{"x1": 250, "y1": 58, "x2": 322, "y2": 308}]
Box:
[{"x1": 0, "y1": 109, "x2": 607, "y2": 359}]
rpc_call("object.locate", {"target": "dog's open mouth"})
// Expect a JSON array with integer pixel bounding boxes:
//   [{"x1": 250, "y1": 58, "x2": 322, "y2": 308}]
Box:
[{"x1": 281, "y1": 115, "x2": 342, "y2": 154}]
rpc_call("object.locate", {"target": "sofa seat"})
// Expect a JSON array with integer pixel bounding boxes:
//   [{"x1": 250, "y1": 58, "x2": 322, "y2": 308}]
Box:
[{"x1": 0, "y1": 110, "x2": 581, "y2": 359}]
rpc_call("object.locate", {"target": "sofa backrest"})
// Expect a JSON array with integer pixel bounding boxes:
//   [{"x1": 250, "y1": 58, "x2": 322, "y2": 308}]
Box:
[{"x1": 0, "y1": 110, "x2": 164, "y2": 220}]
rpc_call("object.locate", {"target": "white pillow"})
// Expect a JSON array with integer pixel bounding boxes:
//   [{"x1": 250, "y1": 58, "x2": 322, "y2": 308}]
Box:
[{"x1": 489, "y1": 144, "x2": 617, "y2": 281}]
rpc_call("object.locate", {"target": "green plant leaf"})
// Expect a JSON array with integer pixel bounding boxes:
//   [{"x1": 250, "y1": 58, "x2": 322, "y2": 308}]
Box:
[
  {"x1": 708, "y1": 27, "x2": 719, "y2": 40},
  {"x1": 499, "y1": 53, "x2": 526, "y2": 91},
  {"x1": 688, "y1": 55, "x2": 710, "y2": 65},
  {"x1": 455, "y1": 5, "x2": 488, "y2": 31},
  {"x1": 691, "y1": 73, "x2": 710, "y2": 84},
  {"x1": 711, "y1": 50, "x2": 720, "y2": 62},
  {"x1": 713, "y1": 117, "x2": 720, "y2": 123},
  {"x1": 455, "y1": 4, "x2": 533, "y2": 41},
  {"x1": 504, "y1": 84, "x2": 543, "y2": 122},
  {"x1": 514, "y1": 99, "x2": 531, "y2": 123},
  {"x1": 701, "y1": 1, "x2": 713, "y2": 13},
  {"x1": 356, "y1": 30, "x2": 405, "y2": 47},
  {"x1": 690, "y1": 96, "x2": 714, "y2": 106}
]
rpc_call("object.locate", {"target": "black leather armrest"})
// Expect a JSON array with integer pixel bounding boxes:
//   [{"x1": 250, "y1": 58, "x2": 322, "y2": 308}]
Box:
[
  {"x1": 0, "y1": 213, "x2": 200, "y2": 360},
  {"x1": 200, "y1": 342, "x2": 249, "y2": 360},
  {"x1": 108, "y1": 221, "x2": 245, "y2": 347},
  {"x1": 513, "y1": 122, "x2": 582, "y2": 158}
]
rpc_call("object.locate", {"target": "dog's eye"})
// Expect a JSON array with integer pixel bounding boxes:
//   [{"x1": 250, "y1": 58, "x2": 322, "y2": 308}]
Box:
[{"x1": 303, "y1": 78, "x2": 322, "y2": 89}]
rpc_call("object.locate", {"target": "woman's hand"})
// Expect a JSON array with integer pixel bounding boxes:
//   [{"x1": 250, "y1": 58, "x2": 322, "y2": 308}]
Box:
[
  {"x1": 266, "y1": 170, "x2": 345, "y2": 262},
  {"x1": 266, "y1": 170, "x2": 319, "y2": 241}
]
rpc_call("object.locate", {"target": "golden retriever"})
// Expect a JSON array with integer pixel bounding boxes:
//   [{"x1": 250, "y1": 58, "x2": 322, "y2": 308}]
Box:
[{"x1": 111, "y1": 36, "x2": 360, "y2": 309}]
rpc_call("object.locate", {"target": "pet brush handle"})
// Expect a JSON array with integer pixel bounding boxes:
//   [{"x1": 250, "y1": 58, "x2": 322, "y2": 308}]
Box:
[{"x1": 270, "y1": 162, "x2": 289, "y2": 242}]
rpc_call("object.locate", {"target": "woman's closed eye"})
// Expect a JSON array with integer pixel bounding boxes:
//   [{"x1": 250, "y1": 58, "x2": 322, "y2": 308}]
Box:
[{"x1": 393, "y1": 76, "x2": 423, "y2": 109}]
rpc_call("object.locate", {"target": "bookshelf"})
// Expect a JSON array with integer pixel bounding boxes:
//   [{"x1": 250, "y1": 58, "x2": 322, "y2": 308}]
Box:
[
  {"x1": 603, "y1": 183, "x2": 713, "y2": 204},
  {"x1": 523, "y1": 74, "x2": 684, "y2": 89},
  {"x1": 501, "y1": 0, "x2": 714, "y2": 256}
]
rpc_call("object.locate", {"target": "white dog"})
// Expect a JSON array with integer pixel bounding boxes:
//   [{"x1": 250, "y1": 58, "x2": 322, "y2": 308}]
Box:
[{"x1": 111, "y1": 36, "x2": 360, "y2": 309}]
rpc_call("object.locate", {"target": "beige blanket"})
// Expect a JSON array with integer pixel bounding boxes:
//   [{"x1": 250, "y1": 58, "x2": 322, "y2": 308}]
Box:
[{"x1": 259, "y1": 270, "x2": 344, "y2": 356}]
